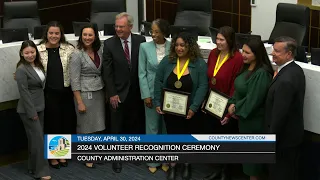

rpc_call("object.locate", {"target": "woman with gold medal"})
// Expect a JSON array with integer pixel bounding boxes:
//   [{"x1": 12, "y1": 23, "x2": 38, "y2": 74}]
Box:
[
  {"x1": 201, "y1": 26, "x2": 243, "y2": 180},
  {"x1": 154, "y1": 32, "x2": 208, "y2": 180}
]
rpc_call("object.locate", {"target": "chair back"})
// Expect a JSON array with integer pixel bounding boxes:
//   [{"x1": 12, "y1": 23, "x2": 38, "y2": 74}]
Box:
[
  {"x1": 90, "y1": 0, "x2": 126, "y2": 31},
  {"x1": 269, "y1": 3, "x2": 310, "y2": 46},
  {"x1": 170, "y1": 25, "x2": 199, "y2": 41},
  {"x1": 311, "y1": 48, "x2": 320, "y2": 66},
  {"x1": 33, "y1": 25, "x2": 47, "y2": 40},
  {"x1": 104, "y1": 24, "x2": 116, "y2": 36},
  {"x1": 141, "y1": 21, "x2": 152, "y2": 36},
  {"x1": 174, "y1": 0, "x2": 212, "y2": 36},
  {"x1": 235, "y1": 33, "x2": 261, "y2": 50},
  {"x1": 72, "y1": 22, "x2": 98, "y2": 37},
  {"x1": 1, "y1": 28, "x2": 29, "y2": 43},
  {"x1": 209, "y1": 27, "x2": 219, "y2": 44},
  {"x1": 3, "y1": 1, "x2": 41, "y2": 34}
]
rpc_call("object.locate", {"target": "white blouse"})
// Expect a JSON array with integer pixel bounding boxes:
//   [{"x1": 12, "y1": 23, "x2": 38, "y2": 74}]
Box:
[
  {"x1": 33, "y1": 66, "x2": 45, "y2": 82},
  {"x1": 156, "y1": 43, "x2": 166, "y2": 64}
]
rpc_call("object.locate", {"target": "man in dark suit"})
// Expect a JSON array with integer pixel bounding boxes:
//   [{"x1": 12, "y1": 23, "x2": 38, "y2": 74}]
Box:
[
  {"x1": 102, "y1": 12, "x2": 146, "y2": 173},
  {"x1": 266, "y1": 36, "x2": 305, "y2": 180}
]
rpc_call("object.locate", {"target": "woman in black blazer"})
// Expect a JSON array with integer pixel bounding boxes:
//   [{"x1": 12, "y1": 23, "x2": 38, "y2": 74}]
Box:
[{"x1": 15, "y1": 40, "x2": 51, "y2": 180}]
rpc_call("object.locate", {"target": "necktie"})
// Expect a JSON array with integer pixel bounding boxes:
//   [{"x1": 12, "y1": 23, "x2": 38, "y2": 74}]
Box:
[
  {"x1": 124, "y1": 40, "x2": 130, "y2": 64},
  {"x1": 273, "y1": 68, "x2": 278, "y2": 79}
]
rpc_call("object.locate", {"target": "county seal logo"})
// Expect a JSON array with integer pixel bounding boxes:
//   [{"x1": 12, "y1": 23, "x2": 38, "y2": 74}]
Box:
[{"x1": 45, "y1": 134, "x2": 72, "y2": 159}]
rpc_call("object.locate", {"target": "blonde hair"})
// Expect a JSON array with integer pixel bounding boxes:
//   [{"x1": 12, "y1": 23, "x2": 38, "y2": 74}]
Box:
[{"x1": 116, "y1": 12, "x2": 134, "y2": 26}]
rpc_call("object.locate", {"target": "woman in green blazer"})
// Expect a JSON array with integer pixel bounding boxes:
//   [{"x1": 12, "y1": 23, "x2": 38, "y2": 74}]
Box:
[
  {"x1": 228, "y1": 37, "x2": 273, "y2": 180},
  {"x1": 154, "y1": 32, "x2": 208, "y2": 180},
  {"x1": 138, "y1": 19, "x2": 171, "y2": 173}
]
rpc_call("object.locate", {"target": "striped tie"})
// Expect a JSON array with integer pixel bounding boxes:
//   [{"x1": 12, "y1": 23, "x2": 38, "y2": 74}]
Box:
[{"x1": 124, "y1": 40, "x2": 130, "y2": 64}]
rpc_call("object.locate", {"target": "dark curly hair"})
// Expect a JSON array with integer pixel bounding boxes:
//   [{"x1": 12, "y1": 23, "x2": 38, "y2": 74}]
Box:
[{"x1": 168, "y1": 32, "x2": 202, "y2": 62}]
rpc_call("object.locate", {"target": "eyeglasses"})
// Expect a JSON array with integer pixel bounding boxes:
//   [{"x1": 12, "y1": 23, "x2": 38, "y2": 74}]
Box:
[
  {"x1": 149, "y1": 30, "x2": 161, "y2": 35},
  {"x1": 114, "y1": 25, "x2": 127, "y2": 29}
]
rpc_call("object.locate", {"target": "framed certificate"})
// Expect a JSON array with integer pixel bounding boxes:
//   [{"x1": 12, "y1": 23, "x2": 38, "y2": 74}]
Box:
[
  {"x1": 161, "y1": 88, "x2": 191, "y2": 117},
  {"x1": 203, "y1": 89, "x2": 230, "y2": 119}
]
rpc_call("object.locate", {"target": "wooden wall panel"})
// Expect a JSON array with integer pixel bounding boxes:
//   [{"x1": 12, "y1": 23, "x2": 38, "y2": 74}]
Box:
[
  {"x1": 212, "y1": 11, "x2": 232, "y2": 28},
  {"x1": 212, "y1": 0, "x2": 232, "y2": 12},
  {"x1": 160, "y1": 1, "x2": 177, "y2": 25},
  {"x1": 310, "y1": 27, "x2": 318, "y2": 48},
  {"x1": 145, "y1": 0, "x2": 252, "y2": 33},
  {"x1": 146, "y1": 0, "x2": 155, "y2": 22},
  {"x1": 39, "y1": 2, "x2": 90, "y2": 33},
  {"x1": 240, "y1": 15, "x2": 251, "y2": 34}
]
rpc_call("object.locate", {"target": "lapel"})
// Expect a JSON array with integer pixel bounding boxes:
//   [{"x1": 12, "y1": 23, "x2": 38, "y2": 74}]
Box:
[
  {"x1": 80, "y1": 49, "x2": 100, "y2": 72},
  {"x1": 188, "y1": 60, "x2": 196, "y2": 81},
  {"x1": 97, "y1": 49, "x2": 103, "y2": 71},
  {"x1": 165, "y1": 40, "x2": 171, "y2": 55},
  {"x1": 149, "y1": 42, "x2": 157, "y2": 64},
  {"x1": 25, "y1": 64, "x2": 43, "y2": 87},
  {"x1": 130, "y1": 34, "x2": 138, "y2": 69},
  {"x1": 115, "y1": 37, "x2": 128, "y2": 64}
]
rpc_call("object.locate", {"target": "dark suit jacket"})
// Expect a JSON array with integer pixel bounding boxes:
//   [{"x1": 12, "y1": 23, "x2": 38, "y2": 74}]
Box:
[
  {"x1": 16, "y1": 63, "x2": 45, "y2": 118},
  {"x1": 265, "y1": 61, "x2": 305, "y2": 149},
  {"x1": 102, "y1": 33, "x2": 146, "y2": 102}
]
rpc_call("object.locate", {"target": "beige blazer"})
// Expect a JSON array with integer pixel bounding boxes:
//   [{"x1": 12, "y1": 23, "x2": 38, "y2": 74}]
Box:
[{"x1": 37, "y1": 43, "x2": 75, "y2": 87}]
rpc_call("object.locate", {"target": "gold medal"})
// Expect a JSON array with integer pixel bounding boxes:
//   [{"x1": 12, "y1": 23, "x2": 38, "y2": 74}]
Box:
[
  {"x1": 212, "y1": 53, "x2": 229, "y2": 83},
  {"x1": 174, "y1": 80, "x2": 182, "y2": 89},
  {"x1": 175, "y1": 58, "x2": 189, "y2": 89},
  {"x1": 211, "y1": 77, "x2": 216, "y2": 85}
]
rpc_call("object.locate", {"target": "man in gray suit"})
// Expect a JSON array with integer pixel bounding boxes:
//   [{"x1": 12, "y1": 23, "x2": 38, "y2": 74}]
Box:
[{"x1": 15, "y1": 40, "x2": 51, "y2": 180}]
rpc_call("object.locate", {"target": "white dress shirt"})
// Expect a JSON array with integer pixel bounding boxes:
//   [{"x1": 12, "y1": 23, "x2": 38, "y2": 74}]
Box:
[
  {"x1": 155, "y1": 43, "x2": 166, "y2": 64},
  {"x1": 33, "y1": 66, "x2": 45, "y2": 82},
  {"x1": 278, "y1": 59, "x2": 294, "y2": 73},
  {"x1": 120, "y1": 34, "x2": 132, "y2": 60}
]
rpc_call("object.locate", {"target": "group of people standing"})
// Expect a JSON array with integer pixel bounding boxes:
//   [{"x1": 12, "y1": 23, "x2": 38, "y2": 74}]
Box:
[{"x1": 14, "y1": 11, "x2": 305, "y2": 180}]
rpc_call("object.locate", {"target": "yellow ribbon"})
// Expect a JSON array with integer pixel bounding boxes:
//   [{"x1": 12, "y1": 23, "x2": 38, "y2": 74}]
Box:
[
  {"x1": 177, "y1": 58, "x2": 190, "y2": 80},
  {"x1": 213, "y1": 53, "x2": 229, "y2": 77}
]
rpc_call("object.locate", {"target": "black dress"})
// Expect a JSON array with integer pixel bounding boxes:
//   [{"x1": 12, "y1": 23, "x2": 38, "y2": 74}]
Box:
[
  {"x1": 44, "y1": 47, "x2": 77, "y2": 134},
  {"x1": 164, "y1": 71, "x2": 193, "y2": 134}
]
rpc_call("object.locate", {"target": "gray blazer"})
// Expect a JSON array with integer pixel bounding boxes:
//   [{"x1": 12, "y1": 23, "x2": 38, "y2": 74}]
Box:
[
  {"x1": 70, "y1": 48, "x2": 104, "y2": 92},
  {"x1": 16, "y1": 63, "x2": 45, "y2": 118}
]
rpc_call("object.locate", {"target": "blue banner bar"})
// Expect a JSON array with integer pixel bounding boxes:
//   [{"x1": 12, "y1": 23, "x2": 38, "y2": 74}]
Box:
[{"x1": 70, "y1": 134, "x2": 276, "y2": 143}]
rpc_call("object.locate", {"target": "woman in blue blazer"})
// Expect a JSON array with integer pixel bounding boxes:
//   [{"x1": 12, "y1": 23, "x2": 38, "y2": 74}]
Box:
[
  {"x1": 15, "y1": 40, "x2": 51, "y2": 180},
  {"x1": 138, "y1": 18, "x2": 171, "y2": 173},
  {"x1": 154, "y1": 32, "x2": 208, "y2": 180}
]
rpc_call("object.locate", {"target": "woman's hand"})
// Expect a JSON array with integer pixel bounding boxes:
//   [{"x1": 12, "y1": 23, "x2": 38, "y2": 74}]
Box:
[
  {"x1": 231, "y1": 114, "x2": 239, "y2": 119},
  {"x1": 78, "y1": 103, "x2": 86, "y2": 113},
  {"x1": 156, "y1": 107, "x2": 164, "y2": 114},
  {"x1": 186, "y1": 109, "x2": 195, "y2": 119},
  {"x1": 220, "y1": 116, "x2": 230, "y2": 125},
  {"x1": 32, "y1": 115, "x2": 39, "y2": 121},
  {"x1": 144, "y1": 98, "x2": 153, "y2": 108},
  {"x1": 201, "y1": 101, "x2": 207, "y2": 114},
  {"x1": 228, "y1": 104, "x2": 235, "y2": 115}
]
